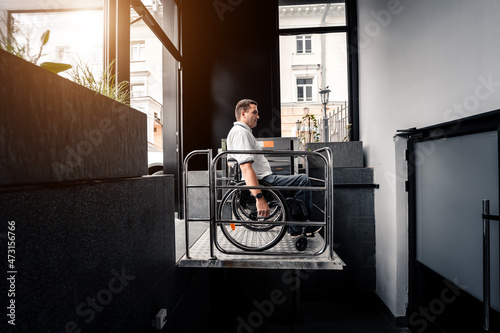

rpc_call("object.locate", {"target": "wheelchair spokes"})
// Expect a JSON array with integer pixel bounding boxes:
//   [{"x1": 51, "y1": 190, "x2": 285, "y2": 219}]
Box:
[{"x1": 218, "y1": 187, "x2": 288, "y2": 251}]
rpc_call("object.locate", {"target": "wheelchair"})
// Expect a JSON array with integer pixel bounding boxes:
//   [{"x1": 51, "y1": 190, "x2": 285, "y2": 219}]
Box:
[{"x1": 218, "y1": 176, "x2": 315, "y2": 252}]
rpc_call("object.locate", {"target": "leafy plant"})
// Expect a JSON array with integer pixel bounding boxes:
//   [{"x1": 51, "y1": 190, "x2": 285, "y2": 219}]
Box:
[
  {"x1": 0, "y1": 22, "x2": 41, "y2": 63},
  {"x1": 297, "y1": 114, "x2": 321, "y2": 148},
  {"x1": 342, "y1": 123, "x2": 352, "y2": 142},
  {"x1": 1, "y1": 21, "x2": 128, "y2": 104},
  {"x1": 68, "y1": 60, "x2": 130, "y2": 105},
  {"x1": 0, "y1": 25, "x2": 71, "y2": 73}
]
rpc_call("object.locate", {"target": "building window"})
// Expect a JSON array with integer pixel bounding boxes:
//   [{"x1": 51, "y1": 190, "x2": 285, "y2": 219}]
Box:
[
  {"x1": 55, "y1": 45, "x2": 71, "y2": 63},
  {"x1": 296, "y1": 35, "x2": 312, "y2": 54},
  {"x1": 297, "y1": 78, "x2": 313, "y2": 101},
  {"x1": 131, "y1": 41, "x2": 146, "y2": 61},
  {"x1": 131, "y1": 83, "x2": 147, "y2": 97}
]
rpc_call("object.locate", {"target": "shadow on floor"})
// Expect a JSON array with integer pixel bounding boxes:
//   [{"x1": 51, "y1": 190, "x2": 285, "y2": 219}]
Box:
[
  {"x1": 262, "y1": 291, "x2": 410, "y2": 333},
  {"x1": 208, "y1": 281, "x2": 410, "y2": 333}
]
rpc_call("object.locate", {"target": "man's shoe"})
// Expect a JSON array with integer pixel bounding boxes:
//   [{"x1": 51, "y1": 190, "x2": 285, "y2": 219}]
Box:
[
  {"x1": 288, "y1": 227, "x2": 302, "y2": 238},
  {"x1": 305, "y1": 226, "x2": 322, "y2": 236}
]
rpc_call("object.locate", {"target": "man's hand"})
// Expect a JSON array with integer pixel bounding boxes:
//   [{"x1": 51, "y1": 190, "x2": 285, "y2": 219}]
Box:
[{"x1": 255, "y1": 196, "x2": 270, "y2": 218}]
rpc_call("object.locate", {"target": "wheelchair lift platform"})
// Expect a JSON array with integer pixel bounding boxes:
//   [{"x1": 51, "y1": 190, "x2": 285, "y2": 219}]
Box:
[
  {"x1": 179, "y1": 148, "x2": 344, "y2": 270},
  {"x1": 177, "y1": 228, "x2": 345, "y2": 270}
]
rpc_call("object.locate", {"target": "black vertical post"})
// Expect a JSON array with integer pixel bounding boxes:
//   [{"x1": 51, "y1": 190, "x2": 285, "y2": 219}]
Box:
[
  {"x1": 116, "y1": 0, "x2": 130, "y2": 101},
  {"x1": 104, "y1": 0, "x2": 116, "y2": 73},
  {"x1": 346, "y1": 0, "x2": 359, "y2": 142},
  {"x1": 482, "y1": 199, "x2": 491, "y2": 331}
]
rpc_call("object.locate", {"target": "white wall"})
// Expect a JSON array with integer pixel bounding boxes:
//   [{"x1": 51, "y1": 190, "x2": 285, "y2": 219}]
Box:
[{"x1": 357, "y1": 0, "x2": 500, "y2": 317}]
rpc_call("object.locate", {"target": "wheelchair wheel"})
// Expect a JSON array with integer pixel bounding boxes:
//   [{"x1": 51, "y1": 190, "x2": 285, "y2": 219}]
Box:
[
  {"x1": 295, "y1": 236, "x2": 308, "y2": 251},
  {"x1": 218, "y1": 182, "x2": 288, "y2": 251}
]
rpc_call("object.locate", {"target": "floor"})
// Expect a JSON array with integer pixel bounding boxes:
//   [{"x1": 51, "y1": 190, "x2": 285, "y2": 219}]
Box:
[
  {"x1": 176, "y1": 219, "x2": 411, "y2": 333},
  {"x1": 175, "y1": 218, "x2": 209, "y2": 262},
  {"x1": 263, "y1": 292, "x2": 411, "y2": 333}
]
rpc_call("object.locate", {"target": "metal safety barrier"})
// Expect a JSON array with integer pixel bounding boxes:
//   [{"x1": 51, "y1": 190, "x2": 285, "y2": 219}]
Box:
[{"x1": 182, "y1": 147, "x2": 335, "y2": 261}]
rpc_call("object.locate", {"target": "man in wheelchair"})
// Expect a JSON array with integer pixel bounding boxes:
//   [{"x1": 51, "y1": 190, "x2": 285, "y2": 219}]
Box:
[{"x1": 226, "y1": 98, "x2": 321, "y2": 238}]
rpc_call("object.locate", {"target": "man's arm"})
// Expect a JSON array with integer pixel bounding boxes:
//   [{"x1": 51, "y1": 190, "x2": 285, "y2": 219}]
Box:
[{"x1": 239, "y1": 162, "x2": 270, "y2": 218}]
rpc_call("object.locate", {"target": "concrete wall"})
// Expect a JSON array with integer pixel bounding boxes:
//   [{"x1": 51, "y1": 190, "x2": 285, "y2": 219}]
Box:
[{"x1": 357, "y1": 0, "x2": 500, "y2": 318}]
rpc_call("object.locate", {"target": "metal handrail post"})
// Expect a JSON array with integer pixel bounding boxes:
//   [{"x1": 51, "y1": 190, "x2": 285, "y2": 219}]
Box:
[
  {"x1": 183, "y1": 149, "x2": 211, "y2": 260},
  {"x1": 183, "y1": 161, "x2": 190, "y2": 259},
  {"x1": 310, "y1": 147, "x2": 334, "y2": 259},
  {"x1": 208, "y1": 149, "x2": 216, "y2": 259},
  {"x1": 482, "y1": 199, "x2": 490, "y2": 331},
  {"x1": 327, "y1": 149, "x2": 334, "y2": 260}
]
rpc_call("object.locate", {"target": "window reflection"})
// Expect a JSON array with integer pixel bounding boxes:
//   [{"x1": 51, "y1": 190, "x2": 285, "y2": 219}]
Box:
[
  {"x1": 10, "y1": 10, "x2": 104, "y2": 78},
  {"x1": 130, "y1": 3, "x2": 165, "y2": 150}
]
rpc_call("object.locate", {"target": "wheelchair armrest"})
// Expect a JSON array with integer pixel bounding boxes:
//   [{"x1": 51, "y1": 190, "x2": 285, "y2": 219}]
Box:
[{"x1": 227, "y1": 158, "x2": 241, "y2": 182}]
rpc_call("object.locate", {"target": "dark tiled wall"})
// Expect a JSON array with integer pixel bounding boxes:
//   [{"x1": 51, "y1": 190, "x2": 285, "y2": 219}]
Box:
[
  {"x1": 0, "y1": 50, "x2": 147, "y2": 186},
  {"x1": 0, "y1": 49, "x2": 210, "y2": 332},
  {"x1": 308, "y1": 167, "x2": 376, "y2": 293},
  {"x1": 0, "y1": 176, "x2": 210, "y2": 332}
]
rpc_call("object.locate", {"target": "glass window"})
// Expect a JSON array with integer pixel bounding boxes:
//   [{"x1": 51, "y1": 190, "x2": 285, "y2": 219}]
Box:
[
  {"x1": 297, "y1": 78, "x2": 313, "y2": 102},
  {"x1": 279, "y1": 2, "x2": 346, "y2": 29},
  {"x1": 131, "y1": 83, "x2": 147, "y2": 97},
  {"x1": 56, "y1": 45, "x2": 71, "y2": 63},
  {"x1": 130, "y1": 5, "x2": 165, "y2": 150},
  {"x1": 280, "y1": 32, "x2": 348, "y2": 138},
  {"x1": 135, "y1": 0, "x2": 179, "y2": 49},
  {"x1": 131, "y1": 41, "x2": 146, "y2": 61},
  {"x1": 10, "y1": 9, "x2": 104, "y2": 77},
  {"x1": 296, "y1": 35, "x2": 312, "y2": 54}
]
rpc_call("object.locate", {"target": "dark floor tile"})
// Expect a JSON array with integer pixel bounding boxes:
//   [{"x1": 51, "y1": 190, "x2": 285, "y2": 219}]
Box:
[{"x1": 257, "y1": 292, "x2": 410, "y2": 333}]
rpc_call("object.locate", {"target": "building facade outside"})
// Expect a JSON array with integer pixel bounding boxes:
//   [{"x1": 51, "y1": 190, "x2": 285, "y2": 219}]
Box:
[{"x1": 279, "y1": 3, "x2": 349, "y2": 141}]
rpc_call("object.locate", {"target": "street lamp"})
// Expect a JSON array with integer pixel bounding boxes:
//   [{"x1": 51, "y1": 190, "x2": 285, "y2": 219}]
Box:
[
  {"x1": 295, "y1": 119, "x2": 301, "y2": 138},
  {"x1": 319, "y1": 86, "x2": 330, "y2": 142}
]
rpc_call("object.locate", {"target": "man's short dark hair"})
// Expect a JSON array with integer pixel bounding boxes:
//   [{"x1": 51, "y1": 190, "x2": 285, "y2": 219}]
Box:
[{"x1": 235, "y1": 99, "x2": 258, "y2": 120}]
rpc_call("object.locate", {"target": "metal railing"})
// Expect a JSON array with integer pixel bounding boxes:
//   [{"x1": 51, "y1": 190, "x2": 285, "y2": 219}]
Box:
[
  {"x1": 318, "y1": 102, "x2": 349, "y2": 142},
  {"x1": 183, "y1": 148, "x2": 334, "y2": 259}
]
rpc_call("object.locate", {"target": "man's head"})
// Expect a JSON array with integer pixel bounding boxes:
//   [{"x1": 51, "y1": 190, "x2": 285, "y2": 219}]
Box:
[{"x1": 235, "y1": 99, "x2": 260, "y2": 128}]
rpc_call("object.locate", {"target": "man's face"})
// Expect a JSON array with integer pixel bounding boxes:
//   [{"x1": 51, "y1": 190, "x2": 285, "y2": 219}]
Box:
[{"x1": 241, "y1": 104, "x2": 260, "y2": 128}]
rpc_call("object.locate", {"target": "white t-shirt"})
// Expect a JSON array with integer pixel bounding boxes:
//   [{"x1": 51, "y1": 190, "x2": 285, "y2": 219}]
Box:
[{"x1": 226, "y1": 122, "x2": 272, "y2": 180}]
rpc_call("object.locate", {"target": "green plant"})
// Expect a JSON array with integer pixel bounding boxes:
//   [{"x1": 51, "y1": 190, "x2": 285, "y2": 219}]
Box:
[
  {"x1": 68, "y1": 60, "x2": 130, "y2": 105},
  {"x1": 0, "y1": 23, "x2": 42, "y2": 63},
  {"x1": 342, "y1": 123, "x2": 352, "y2": 142},
  {"x1": 297, "y1": 114, "x2": 321, "y2": 148},
  {"x1": 0, "y1": 25, "x2": 71, "y2": 74}
]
